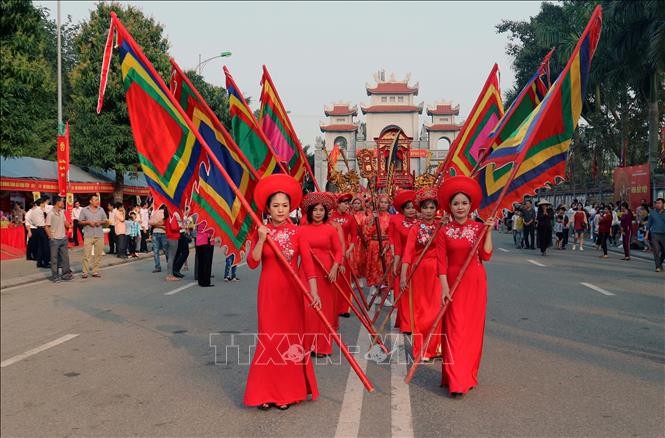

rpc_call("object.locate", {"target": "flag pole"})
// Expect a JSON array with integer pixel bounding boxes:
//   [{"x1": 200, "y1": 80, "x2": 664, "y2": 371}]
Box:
[{"x1": 105, "y1": 13, "x2": 373, "y2": 392}]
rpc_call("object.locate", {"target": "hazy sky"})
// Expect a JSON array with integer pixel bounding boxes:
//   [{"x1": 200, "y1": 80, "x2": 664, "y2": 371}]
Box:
[{"x1": 37, "y1": 1, "x2": 544, "y2": 145}]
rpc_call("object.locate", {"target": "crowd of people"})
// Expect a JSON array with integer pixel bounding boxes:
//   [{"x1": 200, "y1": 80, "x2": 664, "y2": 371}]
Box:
[{"x1": 503, "y1": 197, "x2": 665, "y2": 271}]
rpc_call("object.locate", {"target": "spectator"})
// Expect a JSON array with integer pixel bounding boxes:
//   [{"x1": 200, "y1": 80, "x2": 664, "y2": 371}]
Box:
[
  {"x1": 46, "y1": 196, "x2": 73, "y2": 282},
  {"x1": 522, "y1": 200, "x2": 536, "y2": 250},
  {"x1": 107, "y1": 203, "x2": 117, "y2": 254},
  {"x1": 645, "y1": 197, "x2": 665, "y2": 272},
  {"x1": 139, "y1": 201, "x2": 150, "y2": 253},
  {"x1": 572, "y1": 205, "x2": 588, "y2": 251},
  {"x1": 225, "y1": 254, "x2": 238, "y2": 281},
  {"x1": 165, "y1": 207, "x2": 181, "y2": 281},
  {"x1": 513, "y1": 210, "x2": 524, "y2": 249},
  {"x1": 115, "y1": 205, "x2": 128, "y2": 259},
  {"x1": 171, "y1": 210, "x2": 191, "y2": 278},
  {"x1": 610, "y1": 202, "x2": 620, "y2": 246},
  {"x1": 597, "y1": 206, "x2": 612, "y2": 259},
  {"x1": 24, "y1": 201, "x2": 38, "y2": 261},
  {"x1": 195, "y1": 221, "x2": 214, "y2": 286},
  {"x1": 79, "y1": 195, "x2": 108, "y2": 278},
  {"x1": 536, "y1": 200, "x2": 553, "y2": 256},
  {"x1": 127, "y1": 211, "x2": 141, "y2": 258},
  {"x1": 72, "y1": 200, "x2": 82, "y2": 246},
  {"x1": 554, "y1": 209, "x2": 565, "y2": 250},
  {"x1": 26, "y1": 197, "x2": 50, "y2": 268},
  {"x1": 620, "y1": 202, "x2": 634, "y2": 261},
  {"x1": 149, "y1": 205, "x2": 169, "y2": 273}
]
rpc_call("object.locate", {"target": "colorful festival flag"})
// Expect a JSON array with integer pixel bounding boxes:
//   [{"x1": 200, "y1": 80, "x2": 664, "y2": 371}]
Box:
[
  {"x1": 475, "y1": 6, "x2": 602, "y2": 219},
  {"x1": 56, "y1": 122, "x2": 70, "y2": 197},
  {"x1": 224, "y1": 67, "x2": 288, "y2": 178},
  {"x1": 259, "y1": 66, "x2": 312, "y2": 186},
  {"x1": 170, "y1": 60, "x2": 264, "y2": 261},
  {"x1": 437, "y1": 63, "x2": 504, "y2": 179},
  {"x1": 327, "y1": 143, "x2": 340, "y2": 178},
  {"x1": 475, "y1": 49, "x2": 554, "y2": 171},
  {"x1": 97, "y1": 13, "x2": 255, "y2": 263}
]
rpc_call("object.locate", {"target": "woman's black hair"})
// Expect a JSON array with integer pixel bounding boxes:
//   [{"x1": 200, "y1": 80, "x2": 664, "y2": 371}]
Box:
[
  {"x1": 161, "y1": 204, "x2": 169, "y2": 219},
  {"x1": 400, "y1": 200, "x2": 414, "y2": 212},
  {"x1": 449, "y1": 192, "x2": 471, "y2": 205},
  {"x1": 306, "y1": 203, "x2": 329, "y2": 223},
  {"x1": 266, "y1": 191, "x2": 291, "y2": 210},
  {"x1": 419, "y1": 199, "x2": 438, "y2": 210}
]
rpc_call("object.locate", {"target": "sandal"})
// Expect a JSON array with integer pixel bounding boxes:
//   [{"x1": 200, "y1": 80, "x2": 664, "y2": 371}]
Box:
[
  {"x1": 276, "y1": 404, "x2": 290, "y2": 410},
  {"x1": 257, "y1": 403, "x2": 272, "y2": 411}
]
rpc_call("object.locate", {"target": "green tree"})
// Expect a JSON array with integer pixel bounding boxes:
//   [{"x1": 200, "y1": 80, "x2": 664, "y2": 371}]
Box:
[
  {"x1": 0, "y1": 0, "x2": 55, "y2": 158},
  {"x1": 68, "y1": 2, "x2": 171, "y2": 201}
]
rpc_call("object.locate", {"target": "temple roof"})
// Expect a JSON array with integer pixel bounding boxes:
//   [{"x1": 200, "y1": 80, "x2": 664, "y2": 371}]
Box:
[
  {"x1": 319, "y1": 123, "x2": 359, "y2": 132},
  {"x1": 366, "y1": 71, "x2": 419, "y2": 96},
  {"x1": 427, "y1": 102, "x2": 460, "y2": 116},
  {"x1": 360, "y1": 103, "x2": 423, "y2": 114},
  {"x1": 324, "y1": 103, "x2": 358, "y2": 117},
  {"x1": 424, "y1": 123, "x2": 461, "y2": 132}
]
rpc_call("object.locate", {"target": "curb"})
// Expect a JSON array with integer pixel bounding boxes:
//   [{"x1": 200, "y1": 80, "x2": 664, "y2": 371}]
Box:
[{"x1": 1, "y1": 252, "x2": 153, "y2": 290}]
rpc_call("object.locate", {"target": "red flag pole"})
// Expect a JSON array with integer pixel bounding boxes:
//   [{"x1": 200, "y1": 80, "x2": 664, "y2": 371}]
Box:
[
  {"x1": 105, "y1": 13, "x2": 374, "y2": 392},
  {"x1": 311, "y1": 253, "x2": 388, "y2": 353},
  {"x1": 261, "y1": 65, "x2": 321, "y2": 191}
]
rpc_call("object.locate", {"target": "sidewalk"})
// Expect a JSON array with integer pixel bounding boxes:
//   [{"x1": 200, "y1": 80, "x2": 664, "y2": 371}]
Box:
[{"x1": 0, "y1": 245, "x2": 154, "y2": 290}]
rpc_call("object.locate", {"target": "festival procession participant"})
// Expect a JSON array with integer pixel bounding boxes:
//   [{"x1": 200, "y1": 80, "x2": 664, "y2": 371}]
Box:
[
  {"x1": 329, "y1": 193, "x2": 357, "y2": 318},
  {"x1": 245, "y1": 174, "x2": 320, "y2": 411},
  {"x1": 389, "y1": 189, "x2": 417, "y2": 333},
  {"x1": 436, "y1": 176, "x2": 495, "y2": 398},
  {"x1": 349, "y1": 195, "x2": 368, "y2": 285},
  {"x1": 364, "y1": 193, "x2": 394, "y2": 306},
  {"x1": 299, "y1": 192, "x2": 343, "y2": 357},
  {"x1": 400, "y1": 187, "x2": 442, "y2": 360}
]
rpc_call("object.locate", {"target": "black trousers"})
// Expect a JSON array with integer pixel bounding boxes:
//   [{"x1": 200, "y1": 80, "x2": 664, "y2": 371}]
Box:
[
  {"x1": 196, "y1": 244, "x2": 213, "y2": 286},
  {"x1": 173, "y1": 234, "x2": 190, "y2": 274},
  {"x1": 108, "y1": 225, "x2": 116, "y2": 254},
  {"x1": 116, "y1": 234, "x2": 128, "y2": 258},
  {"x1": 140, "y1": 230, "x2": 148, "y2": 252},
  {"x1": 26, "y1": 228, "x2": 37, "y2": 260},
  {"x1": 33, "y1": 227, "x2": 50, "y2": 267},
  {"x1": 599, "y1": 231, "x2": 609, "y2": 255},
  {"x1": 523, "y1": 224, "x2": 535, "y2": 249}
]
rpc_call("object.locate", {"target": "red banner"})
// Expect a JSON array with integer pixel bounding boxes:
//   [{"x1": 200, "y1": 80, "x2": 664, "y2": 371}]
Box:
[
  {"x1": 613, "y1": 164, "x2": 651, "y2": 210},
  {"x1": 56, "y1": 122, "x2": 70, "y2": 196}
]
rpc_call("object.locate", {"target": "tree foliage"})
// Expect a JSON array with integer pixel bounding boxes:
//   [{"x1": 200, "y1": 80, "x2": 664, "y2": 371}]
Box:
[
  {"x1": 68, "y1": 2, "x2": 171, "y2": 197},
  {"x1": 497, "y1": 0, "x2": 664, "y2": 193}
]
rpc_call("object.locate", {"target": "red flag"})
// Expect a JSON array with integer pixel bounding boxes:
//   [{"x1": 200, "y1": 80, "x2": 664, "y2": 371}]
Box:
[{"x1": 56, "y1": 122, "x2": 70, "y2": 197}]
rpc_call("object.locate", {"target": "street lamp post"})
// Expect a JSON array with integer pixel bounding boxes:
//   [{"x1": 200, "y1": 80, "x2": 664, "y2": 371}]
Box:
[{"x1": 196, "y1": 51, "x2": 232, "y2": 75}]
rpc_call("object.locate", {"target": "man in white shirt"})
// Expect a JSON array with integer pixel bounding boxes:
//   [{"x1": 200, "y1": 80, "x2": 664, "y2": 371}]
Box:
[
  {"x1": 139, "y1": 201, "x2": 150, "y2": 252},
  {"x1": 26, "y1": 198, "x2": 50, "y2": 268},
  {"x1": 72, "y1": 200, "x2": 82, "y2": 246}
]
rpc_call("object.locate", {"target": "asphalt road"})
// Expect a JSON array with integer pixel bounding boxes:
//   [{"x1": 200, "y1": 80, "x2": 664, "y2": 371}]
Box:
[{"x1": 1, "y1": 233, "x2": 663, "y2": 437}]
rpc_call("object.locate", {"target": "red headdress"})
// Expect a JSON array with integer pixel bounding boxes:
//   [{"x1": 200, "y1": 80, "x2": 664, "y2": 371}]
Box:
[
  {"x1": 301, "y1": 192, "x2": 335, "y2": 213},
  {"x1": 254, "y1": 174, "x2": 303, "y2": 213},
  {"x1": 415, "y1": 187, "x2": 438, "y2": 207},
  {"x1": 393, "y1": 190, "x2": 416, "y2": 211},
  {"x1": 437, "y1": 175, "x2": 482, "y2": 213}
]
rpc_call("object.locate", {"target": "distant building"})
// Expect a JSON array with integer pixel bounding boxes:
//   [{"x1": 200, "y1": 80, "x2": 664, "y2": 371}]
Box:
[{"x1": 315, "y1": 70, "x2": 461, "y2": 188}]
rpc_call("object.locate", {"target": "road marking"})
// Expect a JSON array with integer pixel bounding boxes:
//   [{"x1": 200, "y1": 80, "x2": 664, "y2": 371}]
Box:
[
  {"x1": 334, "y1": 322, "x2": 370, "y2": 438},
  {"x1": 390, "y1": 314, "x2": 414, "y2": 438},
  {"x1": 580, "y1": 282, "x2": 615, "y2": 296},
  {"x1": 164, "y1": 281, "x2": 197, "y2": 296},
  {"x1": 498, "y1": 248, "x2": 510, "y2": 253},
  {"x1": 1, "y1": 334, "x2": 79, "y2": 368},
  {"x1": 527, "y1": 259, "x2": 546, "y2": 267}
]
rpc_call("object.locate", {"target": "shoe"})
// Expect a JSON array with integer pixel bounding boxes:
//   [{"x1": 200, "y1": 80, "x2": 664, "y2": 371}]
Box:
[
  {"x1": 92, "y1": 272, "x2": 101, "y2": 278},
  {"x1": 173, "y1": 272, "x2": 184, "y2": 278},
  {"x1": 276, "y1": 404, "x2": 290, "y2": 411},
  {"x1": 572, "y1": 245, "x2": 576, "y2": 250},
  {"x1": 152, "y1": 268, "x2": 161, "y2": 273},
  {"x1": 257, "y1": 403, "x2": 272, "y2": 411},
  {"x1": 50, "y1": 277, "x2": 61, "y2": 283},
  {"x1": 61, "y1": 273, "x2": 74, "y2": 281},
  {"x1": 232, "y1": 277, "x2": 239, "y2": 282},
  {"x1": 580, "y1": 247, "x2": 584, "y2": 251},
  {"x1": 81, "y1": 273, "x2": 88, "y2": 279},
  {"x1": 224, "y1": 277, "x2": 231, "y2": 282},
  {"x1": 656, "y1": 268, "x2": 662, "y2": 272},
  {"x1": 450, "y1": 392, "x2": 464, "y2": 398},
  {"x1": 600, "y1": 255, "x2": 608, "y2": 258}
]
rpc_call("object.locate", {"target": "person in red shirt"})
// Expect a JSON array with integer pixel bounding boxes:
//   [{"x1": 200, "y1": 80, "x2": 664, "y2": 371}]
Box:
[
  {"x1": 597, "y1": 205, "x2": 612, "y2": 258},
  {"x1": 389, "y1": 189, "x2": 417, "y2": 333},
  {"x1": 363, "y1": 194, "x2": 394, "y2": 305},
  {"x1": 349, "y1": 196, "x2": 368, "y2": 284},
  {"x1": 329, "y1": 193, "x2": 357, "y2": 317},
  {"x1": 400, "y1": 187, "x2": 441, "y2": 360},
  {"x1": 572, "y1": 206, "x2": 588, "y2": 251},
  {"x1": 245, "y1": 174, "x2": 320, "y2": 411},
  {"x1": 299, "y1": 192, "x2": 343, "y2": 357},
  {"x1": 436, "y1": 176, "x2": 495, "y2": 397}
]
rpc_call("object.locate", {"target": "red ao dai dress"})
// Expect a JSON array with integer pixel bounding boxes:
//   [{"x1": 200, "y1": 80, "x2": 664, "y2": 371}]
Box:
[
  {"x1": 402, "y1": 220, "x2": 442, "y2": 360},
  {"x1": 244, "y1": 222, "x2": 319, "y2": 407},
  {"x1": 436, "y1": 219, "x2": 492, "y2": 394},
  {"x1": 349, "y1": 211, "x2": 367, "y2": 279},
  {"x1": 329, "y1": 211, "x2": 357, "y2": 315},
  {"x1": 389, "y1": 213, "x2": 418, "y2": 332},
  {"x1": 299, "y1": 222, "x2": 343, "y2": 355}
]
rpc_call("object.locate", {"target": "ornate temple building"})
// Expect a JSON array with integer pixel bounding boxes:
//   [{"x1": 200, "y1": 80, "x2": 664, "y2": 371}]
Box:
[{"x1": 315, "y1": 70, "x2": 462, "y2": 190}]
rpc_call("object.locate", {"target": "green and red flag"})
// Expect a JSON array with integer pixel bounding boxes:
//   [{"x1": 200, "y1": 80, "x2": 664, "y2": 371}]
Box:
[
  {"x1": 475, "y1": 6, "x2": 602, "y2": 219},
  {"x1": 436, "y1": 63, "x2": 504, "y2": 180},
  {"x1": 259, "y1": 66, "x2": 313, "y2": 186},
  {"x1": 224, "y1": 67, "x2": 288, "y2": 178}
]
